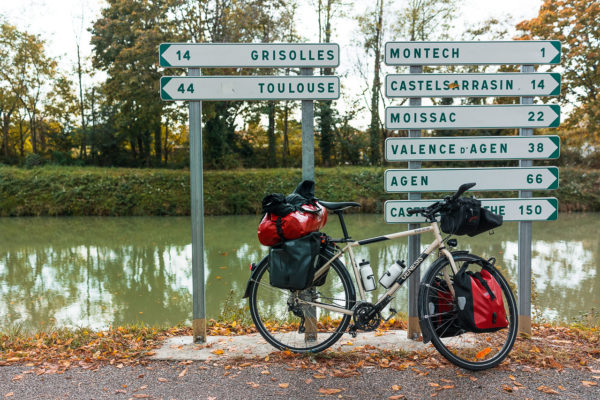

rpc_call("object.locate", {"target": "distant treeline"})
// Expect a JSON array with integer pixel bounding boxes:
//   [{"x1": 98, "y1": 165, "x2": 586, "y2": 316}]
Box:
[
  {"x1": 0, "y1": 166, "x2": 597, "y2": 216},
  {"x1": 0, "y1": 0, "x2": 598, "y2": 169}
]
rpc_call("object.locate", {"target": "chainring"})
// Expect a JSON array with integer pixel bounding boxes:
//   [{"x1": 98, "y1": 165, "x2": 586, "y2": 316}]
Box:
[{"x1": 352, "y1": 303, "x2": 381, "y2": 331}]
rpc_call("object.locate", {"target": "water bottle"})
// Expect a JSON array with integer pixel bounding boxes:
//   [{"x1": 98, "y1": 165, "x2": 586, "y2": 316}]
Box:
[
  {"x1": 379, "y1": 260, "x2": 406, "y2": 289},
  {"x1": 359, "y1": 259, "x2": 376, "y2": 291}
]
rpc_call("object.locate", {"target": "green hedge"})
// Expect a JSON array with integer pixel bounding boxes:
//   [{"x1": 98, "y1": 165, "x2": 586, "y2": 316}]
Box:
[{"x1": 0, "y1": 166, "x2": 598, "y2": 216}]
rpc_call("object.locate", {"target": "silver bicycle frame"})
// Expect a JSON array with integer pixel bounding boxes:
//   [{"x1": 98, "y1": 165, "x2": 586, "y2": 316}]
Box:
[{"x1": 297, "y1": 221, "x2": 458, "y2": 316}]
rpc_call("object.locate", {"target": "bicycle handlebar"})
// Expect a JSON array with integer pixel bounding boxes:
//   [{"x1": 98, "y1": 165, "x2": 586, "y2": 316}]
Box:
[{"x1": 406, "y1": 183, "x2": 477, "y2": 220}]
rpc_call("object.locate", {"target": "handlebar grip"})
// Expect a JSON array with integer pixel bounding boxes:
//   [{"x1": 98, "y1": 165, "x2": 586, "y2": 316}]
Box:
[
  {"x1": 451, "y1": 182, "x2": 476, "y2": 200},
  {"x1": 407, "y1": 208, "x2": 423, "y2": 215}
]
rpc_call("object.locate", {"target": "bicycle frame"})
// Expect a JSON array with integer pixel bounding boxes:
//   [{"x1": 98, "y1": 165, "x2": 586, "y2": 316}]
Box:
[{"x1": 297, "y1": 221, "x2": 459, "y2": 317}]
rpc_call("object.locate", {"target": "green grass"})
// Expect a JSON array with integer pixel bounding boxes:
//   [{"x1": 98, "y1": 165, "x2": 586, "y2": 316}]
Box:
[{"x1": 0, "y1": 165, "x2": 598, "y2": 216}]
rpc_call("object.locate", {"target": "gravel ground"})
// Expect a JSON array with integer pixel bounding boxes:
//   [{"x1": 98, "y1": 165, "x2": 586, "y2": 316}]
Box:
[{"x1": 1, "y1": 360, "x2": 599, "y2": 400}]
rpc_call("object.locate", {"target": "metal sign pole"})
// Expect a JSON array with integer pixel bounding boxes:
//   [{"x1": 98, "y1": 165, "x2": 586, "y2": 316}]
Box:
[
  {"x1": 189, "y1": 67, "x2": 207, "y2": 343},
  {"x1": 301, "y1": 67, "x2": 315, "y2": 181},
  {"x1": 407, "y1": 64, "x2": 422, "y2": 339},
  {"x1": 518, "y1": 64, "x2": 534, "y2": 336}
]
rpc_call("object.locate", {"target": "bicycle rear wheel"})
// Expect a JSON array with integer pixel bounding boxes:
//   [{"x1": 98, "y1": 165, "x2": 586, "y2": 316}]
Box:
[
  {"x1": 419, "y1": 252, "x2": 517, "y2": 370},
  {"x1": 248, "y1": 248, "x2": 356, "y2": 353}
]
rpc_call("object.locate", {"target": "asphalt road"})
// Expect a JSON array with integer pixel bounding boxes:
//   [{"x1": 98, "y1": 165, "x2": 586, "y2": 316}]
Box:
[{"x1": 1, "y1": 360, "x2": 599, "y2": 400}]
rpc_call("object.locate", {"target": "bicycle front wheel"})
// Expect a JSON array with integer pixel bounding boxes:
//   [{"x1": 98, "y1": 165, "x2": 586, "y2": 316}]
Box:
[
  {"x1": 248, "y1": 249, "x2": 355, "y2": 353},
  {"x1": 419, "y1": 252, "x2": 517, "y2": 370}
]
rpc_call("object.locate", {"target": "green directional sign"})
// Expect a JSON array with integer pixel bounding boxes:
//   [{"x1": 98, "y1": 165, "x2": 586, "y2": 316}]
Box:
[
  {"x1": 385, "y1": 73, "x2": 561, "y2": 98},
  {"x1": 384, "y1": 198, "x2": 558, "y2": 223},
  {"x1": 385, "y1": 136, "x2": 560, "y2": 162},
  {"x1": 385, "y1": 105, "x2": 561, "y2": 130},
  {"x1": 384, "y1": 167, "x2": 559, "y2": 192},
  {"x1": 160, "y1": 76, "x2": 340, "y2": 101},
  {"x1": 159, "y1": 43, "x2": 340, "y2": 68},
  {"x1": 385, "y1": 41, "x2": 561, "y2": 65}
]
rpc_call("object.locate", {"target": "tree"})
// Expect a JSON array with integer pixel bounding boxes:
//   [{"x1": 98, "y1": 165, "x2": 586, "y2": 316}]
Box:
[
  {"x1": 517, "y1": 0, "x2": 600, "y2": 146},
  {"x1": 91, "y1": 0, "x2": 178, "y2": 166}
]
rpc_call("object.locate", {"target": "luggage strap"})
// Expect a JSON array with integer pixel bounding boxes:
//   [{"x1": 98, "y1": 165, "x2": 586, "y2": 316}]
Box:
[
  {"x1": 468, "y1": 271, "x2": 497, "y2": 301},
  {"x1": 275, "y1": 217, "x2": 286, "y2": 241}
]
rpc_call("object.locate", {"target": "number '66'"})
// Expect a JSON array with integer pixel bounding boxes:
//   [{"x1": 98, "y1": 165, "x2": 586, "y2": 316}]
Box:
[{"x1": 526, "y1": 174, "x2": 543, "y2": 184}]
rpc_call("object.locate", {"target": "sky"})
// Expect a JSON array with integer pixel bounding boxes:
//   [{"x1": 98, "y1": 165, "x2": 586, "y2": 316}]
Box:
[{"x1": 0, "y1": 0, "x2": 545, "y2": 129}]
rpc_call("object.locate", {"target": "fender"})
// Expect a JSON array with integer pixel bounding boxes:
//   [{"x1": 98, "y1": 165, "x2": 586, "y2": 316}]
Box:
[{"x1": 242, "y1": 255, "x2": 268, "y2": 299}]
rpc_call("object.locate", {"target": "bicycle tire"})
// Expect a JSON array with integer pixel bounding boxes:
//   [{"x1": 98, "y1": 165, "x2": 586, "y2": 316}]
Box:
[
  {"x1": 248, "y1": 247, "x2": 356, "y2": 353},
  {"x1": 419, "y1": 251, "x2": 517, "y2": 370}
]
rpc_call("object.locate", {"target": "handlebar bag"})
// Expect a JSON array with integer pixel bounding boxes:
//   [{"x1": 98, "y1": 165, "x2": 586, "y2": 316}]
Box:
[
  {"x1": 453, "y1": 263, "x2": 508, "y2": 333},
  {"x1": 269, "y1": 232, "x2": 321, "y2": 290},
  {"x1": 428, "y1": 278, "x2": 465, "y2": 338},
  {"x1": 469, "y1": 207, "x2": 503, "y2": 236},
  {"x1": 440, "y1": 197, "x2": 481, "y2": 236},
  {"x1": 258, "y1": 202, "x2": 327, "y2": 246}
]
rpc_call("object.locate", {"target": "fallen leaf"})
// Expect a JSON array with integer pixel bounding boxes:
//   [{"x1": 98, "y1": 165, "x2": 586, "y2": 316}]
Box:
[
  {"x1": 246, "y1": 381, "x2": 260, "y2": 388},
  {"x1": 139, "y1": 385, "x2": 148, "y2": 390},
  {"x1": 441, "y1": 385, "x2": 454, "y2": 390},
  {"x1": 132, "y1": 395, "x2": 149, "y2": 399},
  {"x1": 261, "y1": 370, "x2": 270, "y2": 375},
  {"x1": 509, "y1": 375, "x2": 516, "y2": 381},
  {"x1": 475, "y1": 347, "x2": 491, "y2": 359},
  {"x1": 557, "y1": 385, "x2": 566, "y2": 391},
  {"x1": 279, "y1": 383, "x2": 289, "y2": 388},
  {"x1": 389, "y1": 396, "x2": 405, "y2": 400},
  {"x1": 502, "y1": 385, "x2": 513, "y2": 392},
  {"x1": 319, "y1": 388, "x2": 342, "y2": 395},
  {"x1": 178, "y1": 368, "x2": 188, "y2": 378},
  {"x1": 157, "y1": 377, "x2": 167, "y2": 383},
  {"x1": 264, "y1": 356, "x2": 269, "y2": 362},
  {"x1": 428, "y1": 383, "x2": 439, "y2": 387},
  {"x1": 537, "y1": 385, "x2": 559, "y2": 394},
  {"x1": 4, "y1": 393, "x2": 14, "y2": 398},
  {"x1": 392, "y1": 385, "x2": 402, "y2": 391},
  {"x1": 469, "y1": 376, "x2": 477, "y2": 382},
  {"x1": 581, "y1": 381, "x2": 597, "y2": 387},
  {"x1": 313, "y1": 374, "x2": 327, "y2": 379},
  {"x1": 211, "y1": 349, "x2": 224, "y2": 355},
  {"x1": 305, "y1": 379, "x2": 313, "y2": 384},
  {"x1": 11, "y1": 376, "x2": 22, "y2": 382}
]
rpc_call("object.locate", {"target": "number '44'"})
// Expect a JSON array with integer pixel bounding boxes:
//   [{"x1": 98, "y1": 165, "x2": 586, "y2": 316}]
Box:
[{"x1": 177, "y1": 83, "x2": 194, "y2": 94}]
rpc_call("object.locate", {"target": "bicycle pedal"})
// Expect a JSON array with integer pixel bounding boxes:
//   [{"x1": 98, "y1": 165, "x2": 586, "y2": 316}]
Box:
[
  {"x1": 348, "y1": 325, "x2": 358, "y2": 338},
  {"x1": 383, "y1": 308, "x2": 397, "y2": 322}
]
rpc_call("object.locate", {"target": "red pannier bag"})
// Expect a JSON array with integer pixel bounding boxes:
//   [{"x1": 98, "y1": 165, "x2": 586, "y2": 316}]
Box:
[
  {"x1": 257, "y1": 203, "x2": 327, "y2": 246},
  {"x1": 454, "y1": 265, "x2": 508, "y2": 332}
]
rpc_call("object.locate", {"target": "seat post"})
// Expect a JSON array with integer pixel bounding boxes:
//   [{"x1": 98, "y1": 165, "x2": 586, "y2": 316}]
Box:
[{"x1": 334, "y1": 210, "x2": 350, "y2": 240}]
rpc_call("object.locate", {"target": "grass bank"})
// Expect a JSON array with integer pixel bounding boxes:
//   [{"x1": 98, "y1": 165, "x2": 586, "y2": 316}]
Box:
[{"x1": 0, "y1": 165, "x2": 598, "y2": 216}]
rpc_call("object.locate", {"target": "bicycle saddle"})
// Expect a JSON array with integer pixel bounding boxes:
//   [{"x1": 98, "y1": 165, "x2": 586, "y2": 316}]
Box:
[{"x1": 318, "y1": 201, "x2": 361, "y2": 211}]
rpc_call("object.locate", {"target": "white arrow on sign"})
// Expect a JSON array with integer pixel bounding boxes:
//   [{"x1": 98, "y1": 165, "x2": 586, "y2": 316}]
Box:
[
  {"x1": 385, "y1": 136, "x2": 560, "y2": 162},
  {"x1": 385, "y1": 105, "x2": 561, "y2": 130},
  {"x1": 384, "y1": 167, "x2": 559, "y2": 192},
  {"x1": 160, "y1": 76, "x2": 340, "y2": 101},
  {"x1": 385, "y1": 41, "x2": 561, "y2": 65},
  {"x1": 385, "y1": 73, "x2": 561, "y2": 97},
  {"x1": 159, "y1": 43, "x2": 340, "y2": 68},
  {"x1": 384, "y1": 198, "x2": 558, "y2": 223}
]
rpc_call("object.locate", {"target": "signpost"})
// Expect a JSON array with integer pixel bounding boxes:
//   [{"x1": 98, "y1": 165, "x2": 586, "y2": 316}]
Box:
[
  {"x1": 385, "y1": 41, "x2": 561, "y2": 65},
  {"x1": 384, "y1": 198, "x2": 559, "y2": 223},
  {"x1": 385, "y1": 136, "x2": 560, "y2": 161},
  {"x1": 385, "y1": 73, "x2": 561, "y2": 97},
  {"x1": 160, "y1": 43, "x2": 340, "y2": 68},
  {"x1": 160, "y1": 42, "x2": 340, "y2": 343},
  {"x1": 384, "y1": 167, "x2": 559, "y2": 192},
  {"x1": 385, "y1": 105, "x2": 561, "y2": 130},
  {"x1": 160, "y1": 76, "x2": 340, "y2": 101}
]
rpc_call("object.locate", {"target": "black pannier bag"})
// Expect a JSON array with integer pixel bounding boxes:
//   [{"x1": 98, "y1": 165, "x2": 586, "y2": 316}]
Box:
[
  {"x1": 428, "y1": 277, "x2": 465, "y2": 338},
  {"x1": 269, "y1": 232, "x2": 322, "y2": 290},
  {"x1": 440, "y1": 197, "x2": 503, "y2": 237}
]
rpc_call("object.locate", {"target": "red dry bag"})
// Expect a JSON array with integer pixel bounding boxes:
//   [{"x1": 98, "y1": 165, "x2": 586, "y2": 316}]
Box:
[
  {"x1": 257, "y1": 203, "x2": 327, "y2": 246},
  {"x1": 453, "y1": 266, "x2": 508, "y2": 333}
]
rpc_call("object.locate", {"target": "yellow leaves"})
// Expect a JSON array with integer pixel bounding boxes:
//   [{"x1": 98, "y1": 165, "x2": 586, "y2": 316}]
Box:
[
  {"x1": 391, "y1": 385, "x2": 402, "y2": 391},
  {"x1": 428, "y1": 382, "x2": 439, "y2": 387},
  {"x1": 278, "y1": 383, "x2": 289, "y2": 388},
  {"x1": 211, "y1": 349, "x2": 224, "y2": 355},
  {"x1": 319, "y1": 388, "x2": 342, "y2": 395},
  {"x1": 342, "y1": 341, "x2": 354, "y2": 346},
  {"x1": 264, "y1": 356, "x2": 269, "y2": 362},
  {"x1": 501, "y1": 384, "x2": 513, "y2": 392},
  {"x1": 475, "y1": 347, "x2": 491, "y2": 359}
]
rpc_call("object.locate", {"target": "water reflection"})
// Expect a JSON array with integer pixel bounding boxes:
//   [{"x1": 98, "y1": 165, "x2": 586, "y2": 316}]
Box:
[{"x1": 0, "y1": 214, "x2": 597, "y2": 329}]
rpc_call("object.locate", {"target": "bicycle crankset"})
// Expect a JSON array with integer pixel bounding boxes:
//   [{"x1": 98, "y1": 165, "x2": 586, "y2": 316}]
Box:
[{"x1": 351, "y1": 302, "x2": 381, "y2": 332}]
